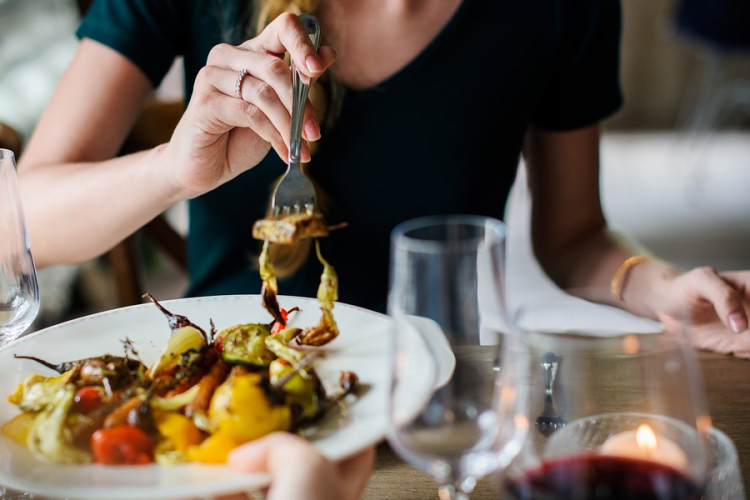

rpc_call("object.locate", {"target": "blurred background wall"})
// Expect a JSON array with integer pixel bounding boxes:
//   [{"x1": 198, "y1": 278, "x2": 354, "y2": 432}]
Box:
[{"x1": 612, "y1": 0, "x2": 750, "y2": 130}]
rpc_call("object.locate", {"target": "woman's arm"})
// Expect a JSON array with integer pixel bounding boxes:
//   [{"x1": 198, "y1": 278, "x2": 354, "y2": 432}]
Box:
[
  {"x1": 19, "y1": 40, "x2": 171, "y2": 267},
  {"x1": 526, "y1": 124, "x2": 644, "y2": 304},
  {"x1": 19, "y1": 14, "x2": 336, "y2": 268},
  {"x1": 526, "y1": 124, "x2": 750, "y2": 351}
]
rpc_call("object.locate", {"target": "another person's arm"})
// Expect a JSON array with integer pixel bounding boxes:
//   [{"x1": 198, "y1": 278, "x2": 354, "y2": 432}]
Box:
[
  {"x1": 224, "y1": 432, "x2": 375, "y2": 500},
  {"x1": 526, "y1": 123, "x2": 750, "y2": 355},
  {"x1": 19, "y1": 14, "x2": 335, "y2": 268}
]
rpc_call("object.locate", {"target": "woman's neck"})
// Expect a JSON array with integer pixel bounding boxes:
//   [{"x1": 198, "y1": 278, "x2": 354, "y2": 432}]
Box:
[{"x1": 319, "y1": 0, "x2": 462, "y2": 90}]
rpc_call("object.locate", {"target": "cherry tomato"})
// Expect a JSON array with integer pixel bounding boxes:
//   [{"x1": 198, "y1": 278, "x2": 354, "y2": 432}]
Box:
[
  {"x1": 73, "y1": 386, "x2": 104, "y2": 414},
  {"x1": 90, "y1": 425, "x2": 155, "y2": 465},
  {"x1": 271, "y1": 309, "x2": 290, "y2": 334}
]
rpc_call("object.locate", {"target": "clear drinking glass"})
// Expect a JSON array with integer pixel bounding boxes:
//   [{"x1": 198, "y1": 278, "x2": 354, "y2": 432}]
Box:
[
  {"x1": 704, "y1": 427, "x2": 745, "y2": 500},
  {"x1": 387, "y1": 215, "x2": 528, "y2": 500},
  {"x1": 0, "y1": 149, "x2": 39, "y2": 345},
  {"x1": 503, "y1": 289, "x2": 712, "y2": 500}
]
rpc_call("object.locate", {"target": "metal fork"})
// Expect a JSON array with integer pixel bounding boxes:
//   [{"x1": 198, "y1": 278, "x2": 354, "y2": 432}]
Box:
[
  {"x1": 270, "y1": 13, "x2": 322, "y2": 216},
  {"x1": 535, "y1": 352, "x2": 565, "y2": 436}
]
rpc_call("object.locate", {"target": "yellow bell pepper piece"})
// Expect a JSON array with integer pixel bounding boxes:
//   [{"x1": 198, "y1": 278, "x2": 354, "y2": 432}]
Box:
[
  {"x1": 186, "y1": 432, "x2": 237, "y2": 464},
  {"x1": 154, "y1": 411, "x2": 203, "y2": 452},
  {"x1": 1, "y1": 412, "x2": 36, "y2": 445},
  {"x1": 209, "y1": 373, "x2": 291, "y2": 444}
]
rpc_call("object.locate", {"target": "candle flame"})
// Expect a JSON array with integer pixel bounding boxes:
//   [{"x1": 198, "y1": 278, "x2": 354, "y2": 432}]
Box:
[
  {"x1": 514, "y1": 414, "x2": 529, "y2": 432},
  {"x1": 636, "y1": 424, "x2": 657, "y2": 451},
  {"x1": 622, "y1": 334, "x2": 639, "y2": 355}
]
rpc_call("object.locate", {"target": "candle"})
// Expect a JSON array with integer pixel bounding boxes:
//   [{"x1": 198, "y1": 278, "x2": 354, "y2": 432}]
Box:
[{"x1": 600, "y1": 424, "x2": 689, "y2": 472}]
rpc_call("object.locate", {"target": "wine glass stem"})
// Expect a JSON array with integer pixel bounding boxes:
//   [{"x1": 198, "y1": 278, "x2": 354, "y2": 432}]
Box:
[{"x1": 438, "y1": 484, "x2": 470, "y2": 500}]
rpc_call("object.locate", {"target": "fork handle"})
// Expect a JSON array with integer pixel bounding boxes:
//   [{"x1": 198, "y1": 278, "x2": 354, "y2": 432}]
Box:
[{"x1": 289, "y1": 14, "x2": 322, "y2": 166}]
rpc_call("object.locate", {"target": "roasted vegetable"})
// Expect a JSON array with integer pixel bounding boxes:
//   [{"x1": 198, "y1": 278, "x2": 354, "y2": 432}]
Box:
[
  {"x1": 72, "y1": 386, "x2": 105, "y2": 414},
  {"x1": 153, "y1": 410, "x2": 203, "y2": 454},
  {"x1": 103, "y1": 395, "x2": 144, "y2": 429},
  {"x1": 1, "y1": 412, "x2": 36, "y2": 445},
  {"x1": 91, "y1": 425, "x2": 154, "y2": 465},
  {"x1": 269, "y1": 359, "x2": 320, "y2": 420},
  {"x1": 265, "y1": 327, "x2": 304, "y2": 365},
  {"x1": 218, "y1": 324, "x2": 275, "y2": 368},
  {"x1": 259, "y1": 240, "x2": 284, "y2": 324},
  {"x1": 26, "y1": 384, "x2": 92, "y2": 464},
  {"x1": 298, "y1": 240, "x2": 340, "y2": 346},
  {"x1": 270, "y1": 307, "x2": 299, "y2": 334},
  {"x1": 184, "y1": 360, "x2": 231, "y2": 418},
  {"x1": 13, "y1": 354, "x2": 145, "y2": 391},
  {"x1": 150, "y1": 384, "x2": 200, "y2": 412},
  {"x1": 252, "y1": 212, "x2": 328, "y2": 245},
  {"x1": 8, "y1": 370, "x2": 75, "y2": 412},
  {"x1": 144, "y1": 293, "x2": 208, "y2": 342},
  {"x1": 186, "y1": 431, "x2": 237, "y2": 464},
  {"x1": 208, "y1": 371, "x2": 291, "y2": 444},
  {"x1": 6, "y1": 290, "x2": 356, "y2": 466},
  {"x1": 149, "y1": 326, "x2": 207, "y2": 378}
]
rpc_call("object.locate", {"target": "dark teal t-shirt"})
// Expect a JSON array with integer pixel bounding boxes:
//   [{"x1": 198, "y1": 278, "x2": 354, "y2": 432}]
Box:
[{"x1": 77, "y1": 0, "x2": 623, "y2": 313}]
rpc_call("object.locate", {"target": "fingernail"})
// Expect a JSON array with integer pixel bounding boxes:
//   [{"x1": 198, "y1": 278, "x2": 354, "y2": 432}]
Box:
[
  {"x1": 728, "y1": 312, "x2": 748, "y2": 333},
  {"x1": 302, "y1": 140, "x2": 311, "y2": 162},
  {"x1": 332, "y1": 47, "x2": 339, "y2": 61},
  {"x1": 305, "y1": 118, "x2": 321, "y2": 142},
  {"x1": 305, "y1": 55, "x2": 323, "y2": 74}
]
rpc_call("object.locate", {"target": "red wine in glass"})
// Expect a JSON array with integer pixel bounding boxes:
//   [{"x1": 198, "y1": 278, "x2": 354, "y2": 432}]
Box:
[{"x1": 505, "y1": 455, "x2": 704, "y2": 500}]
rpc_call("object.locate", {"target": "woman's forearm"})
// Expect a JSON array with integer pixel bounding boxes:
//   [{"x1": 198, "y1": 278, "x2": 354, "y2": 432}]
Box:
[
  {"x1": 535, "y1": 225, "x2": 682, "y2": 320},
  {"x1": 18, "y1": 144, "x2": 182, "y2": 268}
]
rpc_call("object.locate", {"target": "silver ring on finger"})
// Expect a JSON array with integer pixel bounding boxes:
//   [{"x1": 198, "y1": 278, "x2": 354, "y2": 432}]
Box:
[{"x1": 234, "y1": 68, "x2": 248, "y2": 97}]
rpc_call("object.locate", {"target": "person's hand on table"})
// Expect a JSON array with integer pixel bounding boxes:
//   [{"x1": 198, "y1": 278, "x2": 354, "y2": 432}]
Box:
[
  {"x1": 216, "y1": 432, "x2": 375, "y2": 500},
  {"x1": 655, "y1": 268, "x2": 750, "y2": 357}
]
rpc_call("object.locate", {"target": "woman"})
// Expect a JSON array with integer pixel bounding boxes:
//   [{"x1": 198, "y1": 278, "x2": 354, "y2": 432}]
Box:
[{"x1": 17, "y1": 0, "x2": 750, "y2": 357}]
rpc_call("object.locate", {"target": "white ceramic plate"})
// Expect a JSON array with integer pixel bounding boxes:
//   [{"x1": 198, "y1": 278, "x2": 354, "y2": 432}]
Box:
[{"x1": 0, "y1": 295, "x2": 393, "y2": 500}]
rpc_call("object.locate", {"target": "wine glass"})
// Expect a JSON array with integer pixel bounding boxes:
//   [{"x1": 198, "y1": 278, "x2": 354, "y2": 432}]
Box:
[
  {"x1": 503, "y1": 289, "x2": 711, "y2": 500},
  {"x1": 386, "y1": 215, "x2": 529, "y2": 500},
  {"x1": 0, "y1": 148, "x2": 39, "y2": 346}
]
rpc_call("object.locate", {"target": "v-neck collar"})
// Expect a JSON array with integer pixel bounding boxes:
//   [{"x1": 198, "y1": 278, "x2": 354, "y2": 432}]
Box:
[{"x1": 348, "y1": 0, "x2": 473, "y2": 95}]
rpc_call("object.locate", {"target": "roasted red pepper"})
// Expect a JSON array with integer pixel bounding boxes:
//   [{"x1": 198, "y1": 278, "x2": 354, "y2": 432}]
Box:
[
  {"x1": 271, "y1": 308, "x2": 291, "y2": 334},
  {"x1": 90, "y1": 425, "x2": 155, "y2": 465}
]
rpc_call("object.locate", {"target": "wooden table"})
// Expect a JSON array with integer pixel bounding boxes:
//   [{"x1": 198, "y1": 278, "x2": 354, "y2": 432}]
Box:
[{"x1": 363, "y1": 351, "x2": 750, "y2": 499}]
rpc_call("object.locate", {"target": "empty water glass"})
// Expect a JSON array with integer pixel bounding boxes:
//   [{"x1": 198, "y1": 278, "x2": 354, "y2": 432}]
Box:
[
  {"x1": 705, "y1": 427, "x2": 745, "y2": 500},
  {"x1": 0, "y1": 149, "x2": 39, "y2": 345}
]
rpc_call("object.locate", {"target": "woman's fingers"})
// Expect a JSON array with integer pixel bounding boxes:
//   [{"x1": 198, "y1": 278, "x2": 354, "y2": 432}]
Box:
[
  {"x1": 208, "y1": 45, "x2": 295, "y2": 108},
  {"x1": 336, "y1": 447, "x2": 376, "y2": 500},
  {"x1": 203, "y1": 41, "x2": 338, "y2": 155},
  {"x1": 247, "y1": 13, "x2": 325, "y2": 78},
  {"x1": 691, "y1": 328, "x2": 750, "y2": 357},
  {"x1": 690, "y1": 267, "x2": 749, "y2": 333},
  {"x1": 209, "y1": 66, "x2": 292, "y2": 146},
  {"x1": 191, "y1": 65, "x2": 318, "y2": 162},
  {"x1": 188, "y1": 72, "x2": 288, "y2": 161}
]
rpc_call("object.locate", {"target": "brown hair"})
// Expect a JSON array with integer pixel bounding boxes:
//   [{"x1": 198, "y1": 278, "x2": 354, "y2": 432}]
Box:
[{"x1": 250, "y1": 0, "x2": 344, "y2": 277}]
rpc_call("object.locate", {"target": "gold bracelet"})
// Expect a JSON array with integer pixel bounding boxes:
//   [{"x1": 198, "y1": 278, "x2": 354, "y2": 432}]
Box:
[{"x1": 610, "y1": 255, "x2": 654, "y2": 301}]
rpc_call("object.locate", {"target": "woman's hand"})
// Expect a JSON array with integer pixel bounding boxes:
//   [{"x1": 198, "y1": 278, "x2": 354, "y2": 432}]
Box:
[
  {"x1": 655, "y1": 268, "x2": 750, "y2": 357},
  {"x1": 164, "y1": 13, "x2": 337, "y2": 198},
  {"x1": 220, "y1": 432, "x2": 375, "y2": 500}
]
